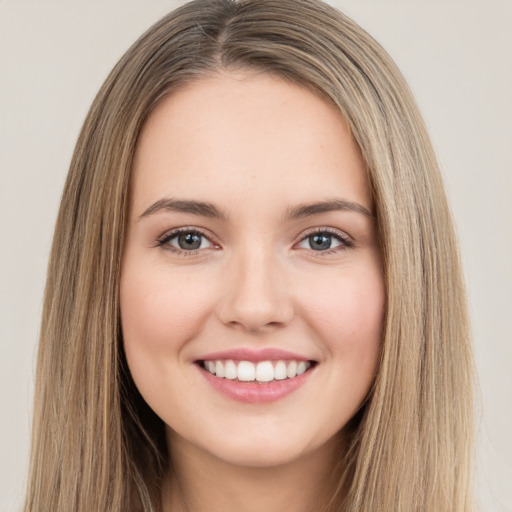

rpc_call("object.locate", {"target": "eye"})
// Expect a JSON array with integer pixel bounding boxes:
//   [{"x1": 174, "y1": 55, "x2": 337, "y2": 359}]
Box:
[
  {"x1": 297, "y1": 229, "x2": 353, "y2": 252},
  {"x1": 158, "y1": 228, "x2": 215, "y2": 253}
]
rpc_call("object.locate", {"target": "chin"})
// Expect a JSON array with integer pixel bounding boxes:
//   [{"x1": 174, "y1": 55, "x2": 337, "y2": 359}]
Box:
[
  {"x1": 210, "y1": 440, "x2": 305, "y2": 468},
  {"x1": 169, "y1": 420, "x2": 340, "y2": 470}
]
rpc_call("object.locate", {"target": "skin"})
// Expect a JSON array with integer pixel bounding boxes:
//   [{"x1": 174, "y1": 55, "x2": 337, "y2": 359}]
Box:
[{"x1": 120, "y1": 70, "x2": 385, "y2": 512}]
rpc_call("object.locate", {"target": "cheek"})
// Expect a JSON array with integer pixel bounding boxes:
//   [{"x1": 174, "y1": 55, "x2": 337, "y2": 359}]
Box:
[
  {"x1": 286, "y1": 262, "x2": 385, "y2": 439},
  {"x1": 119, "y1": 264, "x2": 219, "y2": 402},
  {"x1": 120, "y1": 267, "x2": 209, "y2": 349},
  {"x1": 119, "y1": 262, "x2": 221, "y2": 421},
  {"x1": 300, "y1": 265, "x2": 385, "y2": 367}
]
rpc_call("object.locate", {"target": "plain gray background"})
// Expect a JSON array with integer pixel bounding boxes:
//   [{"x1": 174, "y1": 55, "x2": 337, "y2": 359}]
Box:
[{"x1": 1, "y1": 1, "x2": 511, "y2": 511}]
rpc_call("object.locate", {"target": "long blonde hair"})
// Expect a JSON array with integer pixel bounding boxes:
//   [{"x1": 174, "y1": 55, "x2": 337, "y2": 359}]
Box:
[{"x1": 24, "y1": 1, "x2": 474, "y2": 510}]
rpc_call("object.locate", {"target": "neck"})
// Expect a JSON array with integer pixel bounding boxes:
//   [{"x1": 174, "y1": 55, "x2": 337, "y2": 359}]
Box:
[{"x1": 161, "y1": 432, "x2": 344, "y2": 512}]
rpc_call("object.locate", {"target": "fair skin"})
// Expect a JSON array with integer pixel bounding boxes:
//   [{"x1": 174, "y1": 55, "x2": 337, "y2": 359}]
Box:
[{"x1": 120, "y1": 70, "x2": 385, "y2": 512}]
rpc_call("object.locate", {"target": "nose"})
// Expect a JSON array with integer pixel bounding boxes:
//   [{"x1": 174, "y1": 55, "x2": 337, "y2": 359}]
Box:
[{"x1": 216, "y1": 248, "x2": 294, "y2": 332}]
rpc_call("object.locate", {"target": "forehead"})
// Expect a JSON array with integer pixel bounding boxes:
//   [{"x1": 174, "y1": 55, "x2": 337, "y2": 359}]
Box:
[{"x1": 130, "y1": 70, "x2": 371, "y2": 216}]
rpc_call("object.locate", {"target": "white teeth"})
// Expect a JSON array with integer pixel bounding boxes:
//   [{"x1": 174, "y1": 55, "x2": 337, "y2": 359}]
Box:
[
  {"x1": 237, "y1": 361, "x2": 256, "y2": 381},
  {"x1": 296, "y1": 361, "x2": 307, "y2": 375},
  {"x1": 215, "y1": 360, "x2": 225, "y2": 378},
  {"x1": 274, "y1": 360, "x2": 287, "y2": 380},
  {"x1": 286, "y1": 360, "x2": 297, "y2": 379},
  {"x1": 224, "y1": 360, "x2": 237, "y2": 380},
  {"x1": 256, "y1": 361, "x2": 274, "y2": 382},
  {"x1": 203, "y1": 359, "x2": 312, "y2": 382}
]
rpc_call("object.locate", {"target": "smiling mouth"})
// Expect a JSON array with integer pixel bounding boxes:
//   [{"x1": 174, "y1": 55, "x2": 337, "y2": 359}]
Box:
[{"x1": 198, "y1": 359, "x2": 316, "y2": 384}]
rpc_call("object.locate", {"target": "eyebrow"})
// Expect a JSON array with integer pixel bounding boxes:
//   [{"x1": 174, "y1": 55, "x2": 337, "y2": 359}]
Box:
[
  {"x1": 138, "y1": 198, "x2": 227, "y2": 220},
  {"x1": 285, "y1": 199, "x2": 373, "y2": 220},
  {"x1": 138, "y1": 197, "x2": 373, "y2": 221}
]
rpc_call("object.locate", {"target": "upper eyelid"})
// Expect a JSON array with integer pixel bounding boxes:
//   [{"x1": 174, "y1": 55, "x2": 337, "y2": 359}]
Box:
[
  {"x1": 297, "y1": 226, "x2": 352, "y2": 241},
  {"x1": 301, "y1": 226, "x2": 347, "y2": 235}
]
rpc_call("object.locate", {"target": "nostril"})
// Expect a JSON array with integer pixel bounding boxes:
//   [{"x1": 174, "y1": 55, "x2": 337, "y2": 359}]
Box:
[{"x1": 215, "y1": 271, "x2": 294, "y2": 331}]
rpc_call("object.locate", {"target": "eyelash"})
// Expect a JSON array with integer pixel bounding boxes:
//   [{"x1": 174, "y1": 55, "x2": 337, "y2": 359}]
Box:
[
  {"x1": 297, "y1": 227, "x2": 354, "y2": 255},
  {"x1": 157, "y1": 227, "x2": 216, "y2": 256},
  {"x1": 156, "y1": 227, "x2": 354, "y2": 256}
]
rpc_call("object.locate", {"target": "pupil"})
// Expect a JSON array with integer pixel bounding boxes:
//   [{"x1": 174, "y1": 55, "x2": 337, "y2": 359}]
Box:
[
  {"x1": 310, "y1": 234, "x2": 331, "y2": 251},
  {"x1": 178, "y1": 233, "x2": 201, "y2": 250}
]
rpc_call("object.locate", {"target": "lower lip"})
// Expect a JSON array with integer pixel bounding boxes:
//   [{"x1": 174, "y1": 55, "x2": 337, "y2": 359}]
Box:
[{"x1": 198, "y1": 365, "x2": 314, "y2": 403}]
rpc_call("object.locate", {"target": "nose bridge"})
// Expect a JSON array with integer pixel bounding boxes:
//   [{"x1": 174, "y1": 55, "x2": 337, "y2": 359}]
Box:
[{"x1": 217, "y1": 241, "x2": 293, "y2": 331}]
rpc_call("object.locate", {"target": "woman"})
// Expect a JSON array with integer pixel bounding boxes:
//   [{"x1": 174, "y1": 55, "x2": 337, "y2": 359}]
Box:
[{"x1": 23, "y1": 0, "x2": 474, "y2": 510}]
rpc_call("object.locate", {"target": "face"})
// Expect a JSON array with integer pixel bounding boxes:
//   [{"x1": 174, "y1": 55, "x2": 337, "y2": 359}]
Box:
[{"x1": 120, "y1": 71, "x2": 385, "y2": 468}]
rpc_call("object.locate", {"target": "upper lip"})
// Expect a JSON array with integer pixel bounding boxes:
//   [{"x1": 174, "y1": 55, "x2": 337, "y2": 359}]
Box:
[{"x1": 196, "y1": 348, "x2": 313, "y2": 363}]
